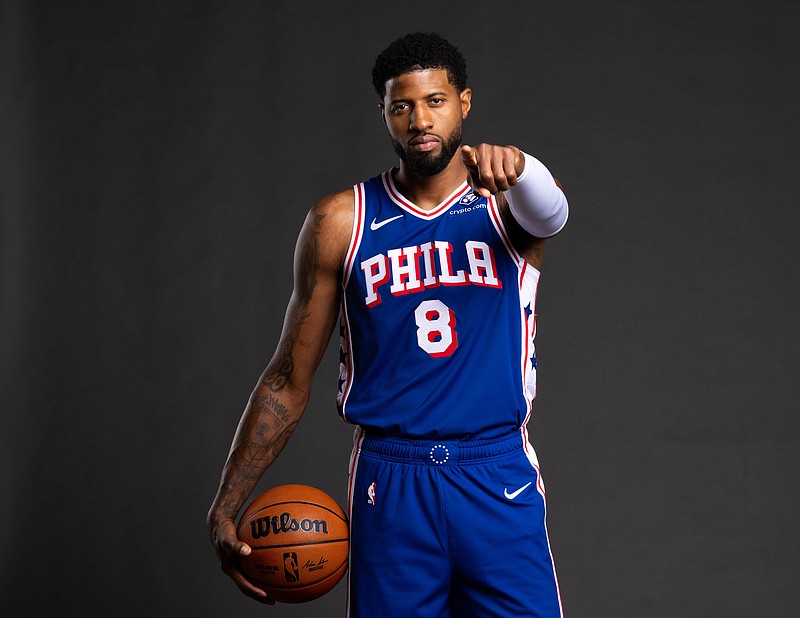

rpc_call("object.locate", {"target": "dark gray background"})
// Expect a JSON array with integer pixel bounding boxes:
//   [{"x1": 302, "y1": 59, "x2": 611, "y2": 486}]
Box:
[{"x1": 1, "y1": 1, "x2": 798, "y2": 616}]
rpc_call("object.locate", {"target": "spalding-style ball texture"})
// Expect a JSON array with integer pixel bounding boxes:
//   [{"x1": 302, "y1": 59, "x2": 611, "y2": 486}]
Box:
[{"x1": 236, "y1": 484, "x2": 349, "y2": 603}]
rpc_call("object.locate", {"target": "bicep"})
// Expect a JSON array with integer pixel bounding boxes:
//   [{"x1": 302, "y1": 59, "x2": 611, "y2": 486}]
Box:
[{"x1": 268, "y1": 198, "x2": 352, "y2": 399}]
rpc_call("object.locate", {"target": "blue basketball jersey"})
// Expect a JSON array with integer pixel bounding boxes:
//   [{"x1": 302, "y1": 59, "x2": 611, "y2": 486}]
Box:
[{"x1": 337, "y1": 170, "x2": 540, "y2": 441}]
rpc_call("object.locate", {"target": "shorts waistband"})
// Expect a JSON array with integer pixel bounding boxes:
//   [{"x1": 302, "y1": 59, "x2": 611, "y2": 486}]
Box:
[{"x1": 358, "y1": 431, "x2": 523, "y2": 466}]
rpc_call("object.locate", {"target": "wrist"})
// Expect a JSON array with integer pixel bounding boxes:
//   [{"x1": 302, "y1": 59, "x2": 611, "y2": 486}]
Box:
[
  {"x1": 514, "y1": 147, "x2": 526, "y2": 178},
  {"x1": 207, "y1": 497, "x2": 241, "y2": 528}
]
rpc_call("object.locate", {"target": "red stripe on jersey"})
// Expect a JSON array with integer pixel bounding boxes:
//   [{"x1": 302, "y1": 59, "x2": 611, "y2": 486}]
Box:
[
  {"x1": 343, "y1": 183, "x2": 365, "y2": 287},
  {"x1": 487, "y1": 196, "x2": 524, "y2": 267},
  {"x1": 339, "y1": 183, "x2": 365, "y2": 421},
  {"x1": 383, "y1": 171, "x2": 471, "y2": 218}
]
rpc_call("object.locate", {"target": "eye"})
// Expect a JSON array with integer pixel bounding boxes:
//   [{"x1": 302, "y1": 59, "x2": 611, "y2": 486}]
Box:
[
  {"x1": 429, "y1": 98, "x2": 444, "y2": 105},
  {"x1": 391, "y1": 103, "x2": 409, "y2": 113}
]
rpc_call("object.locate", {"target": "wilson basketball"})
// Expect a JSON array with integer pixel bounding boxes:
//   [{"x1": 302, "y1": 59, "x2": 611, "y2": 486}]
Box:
[{"x1": 236, "y1": 484, "x2": 349, "y2": 603}]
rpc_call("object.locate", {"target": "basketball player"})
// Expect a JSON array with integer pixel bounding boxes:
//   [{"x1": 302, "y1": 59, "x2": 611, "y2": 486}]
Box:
[{"x1": 208, "y1": 32, "x2": 568, "y2": 617}]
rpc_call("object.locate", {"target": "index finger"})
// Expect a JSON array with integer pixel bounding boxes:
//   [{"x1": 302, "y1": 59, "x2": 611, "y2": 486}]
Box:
[{"x1": 460, "y1": 144, "x2": 478, "y2": 169}]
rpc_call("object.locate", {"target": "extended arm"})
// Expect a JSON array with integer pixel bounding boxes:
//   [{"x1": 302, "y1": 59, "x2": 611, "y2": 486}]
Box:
[
  {"x1": 206, "y1": 191, "x2": 353, "y2": 603},
  {"x1": 461, "y1": 143, "x2": 568, "y2": 237}
]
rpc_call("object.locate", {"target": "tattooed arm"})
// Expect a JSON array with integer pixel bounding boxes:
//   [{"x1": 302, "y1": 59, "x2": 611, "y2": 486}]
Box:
[{"x1": 207, "y1": 190, "x2": 354, "y2": 604}]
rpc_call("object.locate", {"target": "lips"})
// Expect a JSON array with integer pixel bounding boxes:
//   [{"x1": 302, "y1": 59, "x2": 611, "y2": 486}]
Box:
[{"x1": 408, "y1": 134, "x2": 441, "y2": 153}]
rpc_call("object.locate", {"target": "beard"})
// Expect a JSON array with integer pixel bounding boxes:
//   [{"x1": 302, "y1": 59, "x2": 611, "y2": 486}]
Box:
[{"x1": 391, "y1": 125, "x2": 463, "y2": 177}]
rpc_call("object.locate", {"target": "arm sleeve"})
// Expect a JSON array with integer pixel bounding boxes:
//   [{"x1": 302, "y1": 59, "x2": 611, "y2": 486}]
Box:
[{"x1": 505, "y1": 151, "x2": 569, "y2": 238}]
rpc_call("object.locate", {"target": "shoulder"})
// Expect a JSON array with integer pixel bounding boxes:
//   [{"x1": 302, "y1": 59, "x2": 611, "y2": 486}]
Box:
[
  {"x1": 316, "y1": 186, "x2": 356, "y2": 214},
  {"x1": 312, "y1": 187, "x2": 356, "y2": 244},
  {"x1": 298, "y1": 187, "x2": 357, "y2": 271}
]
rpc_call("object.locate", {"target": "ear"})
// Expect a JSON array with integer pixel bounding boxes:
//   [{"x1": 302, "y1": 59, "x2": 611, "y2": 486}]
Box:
[
  {"x1": 379, "y1": 102, "x2": 386, "y2": 126},
  {"x1": 460, "y1": 88, "x2": 472, "y2": 119}
]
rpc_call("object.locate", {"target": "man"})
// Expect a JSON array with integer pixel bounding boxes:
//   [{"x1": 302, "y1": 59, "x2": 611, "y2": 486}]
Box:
[{"x1": 208, "y1": 32, "x2": 568, "y2": 617}]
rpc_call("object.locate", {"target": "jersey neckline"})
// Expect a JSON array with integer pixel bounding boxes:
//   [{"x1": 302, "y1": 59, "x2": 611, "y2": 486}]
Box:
[{"x1": 381, "y1": 169, "x2": 473, "y2": 219}]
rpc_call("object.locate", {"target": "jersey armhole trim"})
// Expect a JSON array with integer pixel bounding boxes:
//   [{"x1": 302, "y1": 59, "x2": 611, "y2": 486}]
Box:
[
  {"x1": 488, "y1": 195, "x2": 542, "y2": 281},
  {"x1": 342, "y1": 182, "x2": 365, "y2": 289}
]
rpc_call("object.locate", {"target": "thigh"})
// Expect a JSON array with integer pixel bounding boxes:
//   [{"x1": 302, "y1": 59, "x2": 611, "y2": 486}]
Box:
[
  {"x1": 348, "y1": 453, "x2": 452, "y2": 618},
  {"x1": 445, "y1": 450, "x2": 563, "y2": 618}
]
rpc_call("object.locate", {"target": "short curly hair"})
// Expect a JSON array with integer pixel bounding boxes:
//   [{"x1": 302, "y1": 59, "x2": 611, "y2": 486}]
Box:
[{"x1": 372, "y1": 32, "x2": 468, "y2": 99}]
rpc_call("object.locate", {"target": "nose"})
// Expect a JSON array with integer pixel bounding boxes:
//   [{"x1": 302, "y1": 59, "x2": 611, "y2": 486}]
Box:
[{"x1": 409, "y1": 104, "x2": 433, "y2": 133}]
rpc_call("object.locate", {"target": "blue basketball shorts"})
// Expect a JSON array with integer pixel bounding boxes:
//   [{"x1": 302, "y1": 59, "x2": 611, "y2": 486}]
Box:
[{"x1": 345, "y1": 428, "x2": 563, "y2": 617}]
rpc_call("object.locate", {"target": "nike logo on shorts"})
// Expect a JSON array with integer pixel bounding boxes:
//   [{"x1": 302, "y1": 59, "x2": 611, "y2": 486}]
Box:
[
  {"x1": 504, "y1": 481, "x2": 533, "y2": 500},
  {"x1": 370, "y1": 214, "x2": 403, "y2": 230}
]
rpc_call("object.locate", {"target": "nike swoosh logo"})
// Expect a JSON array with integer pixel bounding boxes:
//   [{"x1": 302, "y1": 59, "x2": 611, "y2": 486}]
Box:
[
  {"x1": 504, "y1": 481, "x2": 533, "y2": 500},
  {"x1": 370, "y1": 214, "x2": 403, "y2": 231}
]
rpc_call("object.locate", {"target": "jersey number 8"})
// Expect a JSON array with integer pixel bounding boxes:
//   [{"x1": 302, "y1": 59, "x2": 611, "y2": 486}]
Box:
[{"x1": 414, "y1": 299, "x2": 458, "y2": 358}]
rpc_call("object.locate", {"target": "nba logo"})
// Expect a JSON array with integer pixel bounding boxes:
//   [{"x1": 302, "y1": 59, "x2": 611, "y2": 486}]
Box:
[
  {"x1": 367, "y1": 482, "x2": 376, "y2": 506},
  {"x1": 283, "y1": 552, "x2": 299, "y2": 582}
]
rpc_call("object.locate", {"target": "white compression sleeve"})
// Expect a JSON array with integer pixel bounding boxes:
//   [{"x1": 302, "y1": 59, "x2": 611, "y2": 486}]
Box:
[{"x1": 505, "y1": 151, "x2": 569, "y2": 238}]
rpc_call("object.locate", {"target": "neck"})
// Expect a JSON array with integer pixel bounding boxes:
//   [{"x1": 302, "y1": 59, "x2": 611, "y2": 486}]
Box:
[{"x1": 392, "y1": 152, "x2": 468, "y2": 210}]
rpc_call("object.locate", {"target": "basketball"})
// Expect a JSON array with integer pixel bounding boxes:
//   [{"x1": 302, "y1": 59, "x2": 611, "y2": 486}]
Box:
[{"x1": 236, "y1": 484, "x2": 349, "y2": 603}]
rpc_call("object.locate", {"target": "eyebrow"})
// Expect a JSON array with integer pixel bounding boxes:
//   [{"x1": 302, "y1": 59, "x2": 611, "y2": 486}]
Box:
[{"x1": 389, "y1": 91, "x2": 449, "y2": 104}]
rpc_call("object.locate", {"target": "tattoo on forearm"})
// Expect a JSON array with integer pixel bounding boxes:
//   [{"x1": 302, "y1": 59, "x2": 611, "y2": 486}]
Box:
[
  {"x1": 270, "y1": 420, "x2": 299, "y2": 458},
  {"x1": 255, "y1": 393, "x2": 290, "y2": 424},
  {"x1": 233, "y1": 393, "x2": 294, "y2": 477},
  {"x1": 231, "y1": 440, "x2": 271, "y2": 480},
  {"x1": 230, "y1": 420, "x2": 300, "y2": 480}
]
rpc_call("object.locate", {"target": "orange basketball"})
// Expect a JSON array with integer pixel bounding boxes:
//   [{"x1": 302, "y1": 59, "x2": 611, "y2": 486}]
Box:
[{"x1": 236, "y1": 484, "x2": 349, "y2": 603}]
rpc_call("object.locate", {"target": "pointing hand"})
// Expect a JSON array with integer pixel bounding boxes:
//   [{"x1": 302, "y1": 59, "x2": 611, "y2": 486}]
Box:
[{"x1": 461, "y1": 143, "x2": 524, "y2": 198}]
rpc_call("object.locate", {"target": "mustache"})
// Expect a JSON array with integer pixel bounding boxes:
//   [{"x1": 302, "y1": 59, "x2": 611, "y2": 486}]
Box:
[{"x1": 408, "y1": 132, "x2": 443, "y2": 145}]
